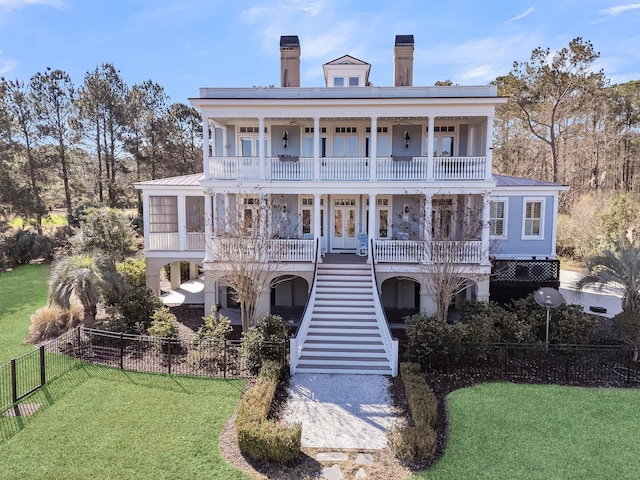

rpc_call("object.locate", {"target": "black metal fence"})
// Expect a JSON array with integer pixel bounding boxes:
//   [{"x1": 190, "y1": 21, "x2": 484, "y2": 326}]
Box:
[
  {"x1": 1, "y1": 333, "x2": 80, "y2": 414},
  {"x1": 419, "y1": 343, "x2": 640, "y2": 387},
  {"x1": 1, "y1": 327, "x2": 287, "y2": 415}
]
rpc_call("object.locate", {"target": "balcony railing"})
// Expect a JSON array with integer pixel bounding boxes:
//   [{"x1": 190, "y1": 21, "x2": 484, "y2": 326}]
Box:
[
  {"x1": 211, "y1": 237, "x2": 315, "y2": 262},
  {"x1": 148, "y1": 232, "x2": 205, "y2": 252},
  {"x1": 208, "y1": 155, "x2": 487, "y2": 182},
  {"x1": 373, "y1": 240, "x2": 484, "y2": 264}
]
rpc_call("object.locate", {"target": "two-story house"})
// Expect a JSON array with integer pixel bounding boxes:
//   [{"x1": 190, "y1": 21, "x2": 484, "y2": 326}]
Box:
[{"x1": 135, "y1": 35, "x2": 565, "y2": 376}]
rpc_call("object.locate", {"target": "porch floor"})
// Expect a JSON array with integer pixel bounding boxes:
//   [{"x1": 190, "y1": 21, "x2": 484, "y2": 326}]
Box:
[{"x1": 322, "y1": 253, "x2": 367, "y2": 264}]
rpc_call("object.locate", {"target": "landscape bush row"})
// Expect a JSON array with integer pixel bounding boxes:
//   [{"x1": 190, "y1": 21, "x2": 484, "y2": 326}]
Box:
[
  {"x1": 388, "y1": 362, "x2": 438, "y2": 463},
  {"x1": 235, "y1": 360, "x2": 302, "y2": 463}
]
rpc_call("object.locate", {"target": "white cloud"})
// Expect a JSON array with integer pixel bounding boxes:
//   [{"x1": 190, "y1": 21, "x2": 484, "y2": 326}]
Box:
[
  {"x1": 0, "y1": 50, "x2": 18, "y2": 75},
  {"x1": 0, "y1": 0, "x2": 63, "y2": 12},
  {"x1": 600, "y1": 2, "x2": 640, "y2": 16},
  {"x1": 507, "y1": 7, "x2": 535, "y2": 23}
]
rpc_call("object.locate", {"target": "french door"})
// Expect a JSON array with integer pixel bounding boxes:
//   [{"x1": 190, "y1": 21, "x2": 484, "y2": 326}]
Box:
[{"x1": 331, "y1": 197, "x2": 358, "y2": 250}]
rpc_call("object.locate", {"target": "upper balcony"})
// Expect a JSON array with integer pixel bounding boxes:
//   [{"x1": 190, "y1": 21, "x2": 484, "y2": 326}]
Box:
[{"x1": 207, "y1": 155, "x2": 488, "y2": 182}]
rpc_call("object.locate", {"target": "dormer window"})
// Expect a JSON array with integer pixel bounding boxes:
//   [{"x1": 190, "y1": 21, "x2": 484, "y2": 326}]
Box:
[
  {"x1": 323, "y1": 55, "x2": 370, "y2": 87},
  {"x1": 333, "y1": 77, "x2": 345, "y2": 87},
  {"x1": 349, "y1": 76, "x2": 360, "y2": 86}
]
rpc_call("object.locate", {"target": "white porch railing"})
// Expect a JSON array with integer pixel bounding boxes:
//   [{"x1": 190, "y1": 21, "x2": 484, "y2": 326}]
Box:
[
  {"x1": 186, "y1": 232, "x2": 205, "y2": 251},
  {"x1": 208, "y1": 155, "x2": 487, "y2": 182},
  {"x1": 370, "y1": 259, "x2": 399, "y2": 376},
  {"x1": 373, "y1": 240, "x2": 484, "y2": 264},
  {"x1": 210, "y1": 237, "x2": 315, "y2": 262},
  {"x1": 433, "y1": 156, "x2": 486, "y2": 180},
  {"x1": 149, "y1": 232, "x2": 179, "y2": 250}
]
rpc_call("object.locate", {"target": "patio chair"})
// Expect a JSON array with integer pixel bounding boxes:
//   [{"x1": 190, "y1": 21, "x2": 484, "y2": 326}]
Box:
[{"x1": 356, "y1": 232, "x2": 368, "y2": 256}]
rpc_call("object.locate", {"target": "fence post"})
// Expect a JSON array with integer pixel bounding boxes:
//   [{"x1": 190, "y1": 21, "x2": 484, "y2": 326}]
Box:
[
  {"x1": 119, "y1": 333, "x2": 124, "y2": 370},
  {"x1": 76, "y1": 327, "x2": 82, "y2": 357},
  {"x1": 167, "y1": 340, "x2": 172, "y2": 375},
  {"x1": 39, "y1": 345, "x2": 46, "y2": 387},
  {"x1": 223, "y1": 340, "x2": 227, "y2": 379},
  {"x1": 10, "y1": 359, "x2": 17, "y2": 404},
  {"x1": 626, "y1": 348, "x2": 632, "y2": 385}
]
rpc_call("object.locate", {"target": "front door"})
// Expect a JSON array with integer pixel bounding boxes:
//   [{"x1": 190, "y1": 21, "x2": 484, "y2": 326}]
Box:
[{"x1": 332, "y1": 197, "x2": 358, "y2": 250}]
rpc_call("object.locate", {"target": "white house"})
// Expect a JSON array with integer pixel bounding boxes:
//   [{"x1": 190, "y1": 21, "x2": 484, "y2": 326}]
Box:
[{"x1": 135, "y1": 35, "x2": 566, "y2": 376}]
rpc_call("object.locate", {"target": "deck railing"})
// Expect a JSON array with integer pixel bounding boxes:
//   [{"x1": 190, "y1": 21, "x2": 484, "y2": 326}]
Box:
[
  {"x1": 208, "y1": 155, "x2": 487, "y2": 181},
  {"x1": 148, "y1": 232, "x2": 205, "y2": 251},
  {"x1": 373, "y1": 240, "x2": 484, "y2": 264},
  {"x1": 211, "y1": 237, "x2": 315, "y2": 262}
]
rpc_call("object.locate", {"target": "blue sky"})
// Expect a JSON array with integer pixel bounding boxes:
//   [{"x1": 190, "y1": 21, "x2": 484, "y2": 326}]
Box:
[{"x1": 1, "y1": 0, "x2": 639, "y2": 104}]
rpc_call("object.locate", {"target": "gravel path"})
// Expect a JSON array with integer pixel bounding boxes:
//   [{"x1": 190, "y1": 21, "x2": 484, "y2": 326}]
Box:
[{"x1": 281, "y1": 373, "x2": 398, "y2": 450}]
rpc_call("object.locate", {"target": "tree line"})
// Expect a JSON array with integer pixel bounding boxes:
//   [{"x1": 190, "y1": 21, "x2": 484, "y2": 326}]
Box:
[
  {"x1": 1, "y1": 38, "x2": 639, "y2": 231},
  {"x1": 0, "y1": 63, "x2": 202, "y2": 233}
]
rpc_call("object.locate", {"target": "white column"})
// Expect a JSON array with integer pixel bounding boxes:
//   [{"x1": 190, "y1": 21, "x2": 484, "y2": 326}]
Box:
[
  {"x1": 170, "y1": 261, "x2": 181, "y2": 290},
  {"x1": 423, "y1": 193, "x2": 432, "y2": 242},
  {"x1": 177, "y1": 194, "x2": 186, "y2": 251},
  {"x1": 369, "y1": 117, "x2": 377, "y2": 181},
  {"x1": 551, "y1": 193, "x2": 559, "y2": 257},
  {"x1": 142, "y1": 192, "x2": 150, "y2": 251},
  {"x1": 258, "y1": 116, "x2": 265, "y2": 179},
  {"x1": 224, "y1": 193, "x2": 230, "y2": 231},
  {"x1": 485, "y1": 115, "x2": 494, "y2": 179},
  {"x1": 203, "y1": 270, "x2": 217, "y2": 315},
  {"x1": 204, "y1": 191, "x2": 213, "y2": 261},
  {"x1": 476, "y1": 275, "x2": 490, "y2": 303},
  {"x1": 202, "y1": 116, "x2": 210, "y2": 179},
  {"x1": 313, "y1": 117, "x2": 320, "y2": 180},
  {"x1": 481, "y1": 190, "x2": 491, "y2": 265},
  {"x1": 368, "y1": 193, "x2": 376, "y2": 263},
  {"x1": 259, "y1": 193, "x2": 268, "y2": 238},
  {"x1": 313, "y1": 192, "x2": 322, "y2": 261},
  {"x1": 427, "y1": 116, "x2": 435, "y2": 179}
]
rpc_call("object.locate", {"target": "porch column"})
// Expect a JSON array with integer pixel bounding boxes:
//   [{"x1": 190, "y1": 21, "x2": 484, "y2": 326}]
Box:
[
  {"x1": 258, "y1": 116, "x2": 266, "y2": 179},
  {"x1": 203, "y1": 270, "x2": 217, "y2": 315},
  {"x1": 189, "y1": 262, "x2": 199, "y2": 280},
  {"x1": 481, "y1": 190, "x2": 491, "y2": 265},
  {"x1": 202, "y1": 116, "x2": 210, "y2": 179},
  {"x1": 313, "y1": 193, "x2": 322, "y2": 262},
  {"x1": 177, "y1": 194, "x2": 186, "y2": 251},
  {"x1": 423, "y1": 193, "x2": 432, "y2": 263},
  {"x1": 427, "y1": 116, "x2": 435, "y2": 179},
  {"x1": 367, "y1": 193, "x2": 376, "y2": 263},
  {"x1": 170, "y1": 261, "x2": 181, "y2": 290},
  {"x1": 259, "y1": 193, "x2": 268, "y2": 238},
  {"x1": 142, "y1": 192, "x2": 150, "y2": 251},
  {"x1": 476, "y1": 274, "x2": 490, "y2": 303},
  {"x1": 369, "y1": 117, "x2": 378, "y2": 181},
  {"x1": 224, "y1": 193, "x2": 231, "y2": 232},
  {"x1": 420, "y1": 283, "x2": 437, "y2": 316},
  {"x1": 313, "y1": 117, "x2": 320, "y2": 180},
  {"x1": 204, "y1": 191, "x2": 214, "y2": 262},
  {"x1": 485, "y1": 115, "x2": 494, "y2": 179}
]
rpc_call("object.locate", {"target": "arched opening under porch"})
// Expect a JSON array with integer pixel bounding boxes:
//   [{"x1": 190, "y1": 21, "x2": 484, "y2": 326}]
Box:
[
  {"x1": 381, "y1": 276, "x2": 421, "y2": 325},
  {"x1": 270, "y1": 275, "x2": 309, "y2": 327}
]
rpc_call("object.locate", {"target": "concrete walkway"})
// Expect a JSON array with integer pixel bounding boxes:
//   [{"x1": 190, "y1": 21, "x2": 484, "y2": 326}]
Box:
[{"x1": 161, "y1": 277, "x2": 204, "y2": 305}]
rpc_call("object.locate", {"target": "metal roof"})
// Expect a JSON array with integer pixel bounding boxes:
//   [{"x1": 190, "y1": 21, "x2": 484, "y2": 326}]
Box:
[
  {"x1": 493, "y1": 174, "x2": 566, "y2": 188},
  {"x1": 395, "y1": 35, "x2": 414, "y2": 46},
  {"x1": 134, "y1": 173, "x2": 203, "y2": 188}
]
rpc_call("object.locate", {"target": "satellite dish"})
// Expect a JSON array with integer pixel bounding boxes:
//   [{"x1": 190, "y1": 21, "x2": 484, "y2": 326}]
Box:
[
  {"x1": 534, "y1": 287, "x2": 564, "y2": 308},
  {"x1": 534, "y1": 287, "x2": 564, "y2": 351}
]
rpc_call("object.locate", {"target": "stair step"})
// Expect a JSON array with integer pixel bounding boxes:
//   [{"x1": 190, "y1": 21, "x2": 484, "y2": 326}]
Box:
[
  {"x1": 305, "y1": 333, "x2": 383, "y2": 341},
  {"x1": 297, "y1": 357, "x2": 389, "y2": 365},
  {"x1": 301, "y1": 349, "x2": 388, "y2": 358},
  {"x1": 305, "y1": 339, "x2": 385, "y2": 347},
  {"x1": 316, "y1": 281, "x2": 372, "y2": 288},
  {"x1": 294, "y1": 365, "x2": 393, "y2": 375}
]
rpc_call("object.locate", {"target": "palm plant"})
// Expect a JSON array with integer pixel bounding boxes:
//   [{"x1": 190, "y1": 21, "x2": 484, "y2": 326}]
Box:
[
  {"x1": 49, "y1": 252, "x2": 123, "y2": 324},
  {"x1": 575, "y1": 239, "x2": 640, "y2": 314}
]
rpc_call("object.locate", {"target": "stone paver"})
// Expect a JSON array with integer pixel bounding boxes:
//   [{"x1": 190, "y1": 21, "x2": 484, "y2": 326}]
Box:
[
  {"x1": 322, "y1": 464, "x2": 344, "y2": 480},
  {"x1": 355, "y1": 453, "x2": 374, "y2": 465},
  {"x1": 316, "y1": 452, "x2": 349, "y2": 462}
]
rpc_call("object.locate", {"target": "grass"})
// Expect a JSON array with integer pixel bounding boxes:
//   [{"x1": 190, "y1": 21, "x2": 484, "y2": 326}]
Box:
[
  {"x1": 0, "y1": 364, "x2": 249, "y2": 480},
  {"x1": 418, "y1": 382, "x2": 640, "y2": 479},
  {"x1": 0, "y1": 264, "x2": 50, "y2": 364}
]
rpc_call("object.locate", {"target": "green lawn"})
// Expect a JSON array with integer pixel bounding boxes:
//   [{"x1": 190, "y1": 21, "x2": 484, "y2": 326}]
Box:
[
  {"x1": 418, "y1": 382, "x2": 640, "y2": 479},
  {"x1": 0, "y1": 364, "x2": 249, "y2": 480},
  {"x1": 0, "y1": 264, "x2": 50, "y2": 364}
]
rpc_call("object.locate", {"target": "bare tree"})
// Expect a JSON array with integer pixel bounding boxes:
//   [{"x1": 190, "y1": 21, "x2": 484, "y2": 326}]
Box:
[
  {"x1": 209, "y1": 191, "x2": 300, "y2": 331},
  {"x1": 418, "y1": 194, "x2": 489, "y2": 322}
]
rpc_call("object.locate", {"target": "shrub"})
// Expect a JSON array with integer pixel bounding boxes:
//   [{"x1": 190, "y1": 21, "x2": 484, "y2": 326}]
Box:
[
  {"x1": 116, "y1": 258, "x2": 147, "y2": 288},
  {"x1": 510, "y1": 294, "x2": 597, "y2": 344},
  {"x1": 2, "y1": 229, "x2": 53, "y2": 266},
  {"x1": 242, "y1": 314, "x2": 288, "y2": 373},
  {"x1": 148, "y1": 307, "x2": 180, "y2": 338},
  {"x1": 236, "y1": 360, "x2": 301, "y2": 463},
  {"x1": 27, "y1": 303, "x2": 83, "y2": 343},
  {"x1": 187, "y1": 307, "x2": 233, "y2": 371},
  {"x1": 388, "y1": 362, "x2": 438, "y2": 463},
  {"x1": 612, "y1": 312, "x2": 640, "y2": 360},
  {"x1": 405, "y1": 313, "x2": 466, "y2": 366},
  {"x1": 105, "y1": 284, "x2": 163, "y2": 333},
  {"x1": 69, "y1": 207, "x2": 136, "y2": 261},
  {"x1": 461, "y1": 301, "x2": 535, "y2": 343}
]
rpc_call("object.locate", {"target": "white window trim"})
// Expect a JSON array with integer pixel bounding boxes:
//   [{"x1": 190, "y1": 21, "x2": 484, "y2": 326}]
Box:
[
  {"x1": 521, "y1": 197, "x2": 545, "y2": 240},
  {"x1": 489, "y1": 197, "x2": 508, "y2": 239}
]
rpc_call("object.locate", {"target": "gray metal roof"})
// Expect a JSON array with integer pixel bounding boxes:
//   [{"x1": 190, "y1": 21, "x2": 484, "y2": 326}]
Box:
[
  {"x1": 493, "y1": 173, "x2": 565, "y2": 188},
  {"x1": 134, "y1": 173, "x2": 203, "y2": 187}
]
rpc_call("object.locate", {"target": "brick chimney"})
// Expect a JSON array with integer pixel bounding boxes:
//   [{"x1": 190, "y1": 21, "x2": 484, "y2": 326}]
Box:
[
  {"x1": 393, "y1": 35, "x2": 414, "y2": 87},
  {"x1": 280, "y1": 35, "x2": 300, "y2": 87}
]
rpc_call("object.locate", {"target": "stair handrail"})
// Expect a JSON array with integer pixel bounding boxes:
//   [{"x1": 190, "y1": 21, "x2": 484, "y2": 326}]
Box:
[
  {"x1": 370, "y1": 238, "x2": 399, "y2": 376},
  {"x1": 289, "y1": 238, "x2": 320, "y2": 374}
]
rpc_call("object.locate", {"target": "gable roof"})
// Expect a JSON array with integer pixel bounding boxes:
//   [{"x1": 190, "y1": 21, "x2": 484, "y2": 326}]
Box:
[{"x1": 323, "y1": 54, "x2": 370, "y2": 66}]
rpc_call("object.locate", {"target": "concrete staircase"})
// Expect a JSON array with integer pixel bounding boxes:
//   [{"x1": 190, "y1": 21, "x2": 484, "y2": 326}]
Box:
[{"x1": 292, "y1": 263, "x2": 395, "y2": 375}]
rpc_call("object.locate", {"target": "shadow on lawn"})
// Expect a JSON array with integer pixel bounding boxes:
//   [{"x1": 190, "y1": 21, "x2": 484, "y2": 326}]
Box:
[{"x1": 0, "y1": 363, "x2": 247, "y2": 444}]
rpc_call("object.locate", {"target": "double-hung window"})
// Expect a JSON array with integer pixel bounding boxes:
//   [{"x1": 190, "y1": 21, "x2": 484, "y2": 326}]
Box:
[
  {"x1": 522, "y1": 198, "x2": 544, "y2": 239},
  {"x1": 490, "y1": 199, "x2": 507, "y2": 238}
]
